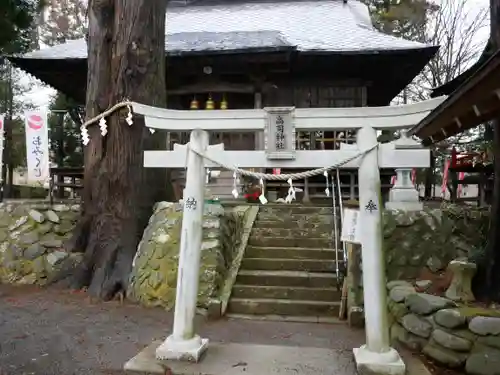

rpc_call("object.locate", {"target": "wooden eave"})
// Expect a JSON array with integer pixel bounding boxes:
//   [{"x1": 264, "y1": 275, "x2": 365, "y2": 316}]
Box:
[
  {"x1": 410, "y1": 49, "x2": 500, "y2": 146},
  {"x1": 9, "y1": 47, "x2": 436, "y2": 107}
]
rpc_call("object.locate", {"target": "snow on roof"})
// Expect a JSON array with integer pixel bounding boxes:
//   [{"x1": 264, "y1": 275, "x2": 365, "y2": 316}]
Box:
[{"x1": 20, "y1": 0, "x2": 431, "y2": 60}]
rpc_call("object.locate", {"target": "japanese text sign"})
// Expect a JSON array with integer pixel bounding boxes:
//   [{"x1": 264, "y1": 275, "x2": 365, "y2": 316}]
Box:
[
  {"x1": 25, "y1": 111, "x2": 49, "y2": 183},
  {"x1": 340, "y1": 208, "x2": 362, "y2": 244}
]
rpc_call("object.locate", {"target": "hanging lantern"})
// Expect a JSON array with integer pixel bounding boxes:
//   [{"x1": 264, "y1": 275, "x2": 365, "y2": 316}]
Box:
[
  {"x1": 220, "y1": 94, "x2": 228, "y2": 110},
  {"x1": 190, "y1": 96, "x2": 199, "y2": 110},
  {"x1": 205, "y1": 94, "x2": 214, "y2": 110}
]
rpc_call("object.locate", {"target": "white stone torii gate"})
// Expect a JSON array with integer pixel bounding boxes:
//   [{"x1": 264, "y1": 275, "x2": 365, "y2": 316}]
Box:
[{"x1": 130, "y1": 97, "x2": 445, "y2": 375}]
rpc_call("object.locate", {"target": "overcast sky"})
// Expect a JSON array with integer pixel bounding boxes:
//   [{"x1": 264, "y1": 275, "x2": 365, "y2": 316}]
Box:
[{"x1": 20, "y1": 0, "x2": 492, "y2": 111}]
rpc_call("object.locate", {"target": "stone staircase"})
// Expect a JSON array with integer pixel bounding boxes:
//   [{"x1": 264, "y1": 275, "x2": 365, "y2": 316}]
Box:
[{"x1": 227, "y1": 204, "x2": 343, "y2": 323}]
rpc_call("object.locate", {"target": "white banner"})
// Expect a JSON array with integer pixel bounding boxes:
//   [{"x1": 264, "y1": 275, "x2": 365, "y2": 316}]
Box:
[{"x1": 25, "y1": 111, "x2": 49, "y2": 183}]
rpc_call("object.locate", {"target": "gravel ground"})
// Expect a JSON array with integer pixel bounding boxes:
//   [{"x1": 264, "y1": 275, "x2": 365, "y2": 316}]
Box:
[{"x1": 0, "y1": 285, "x2": 365, "y2": 375}]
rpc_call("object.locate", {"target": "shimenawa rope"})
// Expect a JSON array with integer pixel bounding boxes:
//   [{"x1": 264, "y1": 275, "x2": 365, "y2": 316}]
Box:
[{"x1": 80, "y1": 101, "x2": 378, "y2": 181}]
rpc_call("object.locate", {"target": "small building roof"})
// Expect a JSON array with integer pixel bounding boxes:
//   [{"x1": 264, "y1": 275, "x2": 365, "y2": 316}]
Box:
[
  {"x1": 19, "y1": 0, "x2": 430, "y2": 59},
  {"x1": 409, "y1": 49, "x2": 500, "y2": 145}
]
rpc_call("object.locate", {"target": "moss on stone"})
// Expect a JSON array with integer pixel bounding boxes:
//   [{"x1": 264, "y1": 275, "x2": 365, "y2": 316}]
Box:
[
  {"x1": 351, "y1": 205, "x2": 489, "y2": 310},
  {"x1": 0, "y1": 202, "x2": 80, "y2": 285},
  {"x1": 383, "y1": 206, "x2": 489, "y2": 282},
  {"x1": 455, "y1": 307, "x2": 500, "y2": 319},
  {"x1": 127, "y1": 202, "x2": 247, "y2": 310}
]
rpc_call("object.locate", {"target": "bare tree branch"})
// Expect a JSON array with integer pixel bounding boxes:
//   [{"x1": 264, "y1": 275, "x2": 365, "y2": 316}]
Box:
[{"x1": 391, "y1": 0, "x2": 488, "y2": 114}]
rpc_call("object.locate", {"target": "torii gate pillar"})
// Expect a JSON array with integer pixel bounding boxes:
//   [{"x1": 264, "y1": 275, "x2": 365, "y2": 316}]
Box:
[
  {"x1": 155, "y1": 129, "x2": 210, "y2": 362},
  {"x1": 353, "y1": 126, "x2": 405, "y2": 375}
]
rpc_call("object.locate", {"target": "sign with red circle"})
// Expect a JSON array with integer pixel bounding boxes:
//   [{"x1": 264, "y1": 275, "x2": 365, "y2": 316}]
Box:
[
  {"x1": 0, "y1": 117, "x2": 3, "y2": 131},
  {"x1": 27, "y1": 114, "x2": 44, "y2": 130}
]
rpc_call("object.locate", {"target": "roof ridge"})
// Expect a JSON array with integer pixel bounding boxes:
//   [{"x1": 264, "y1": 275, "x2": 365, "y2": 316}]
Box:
[{"x1": 168, "y1": 0, "x2": 351, "y2": 9}]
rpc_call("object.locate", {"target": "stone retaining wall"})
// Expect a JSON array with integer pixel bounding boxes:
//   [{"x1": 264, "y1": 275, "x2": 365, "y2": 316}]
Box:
[
  {"x1": 387, "y1": 281, "x2": 500, "y2": 375},
  {"x1": 127, "y1": 201, "x2": 248, "y2": 310},
  {"x1": 384, "y1": 206, "x2": 488, "y2": 281},
  {"x1": 347, "y1": 205, "x2": 489, "y2": 325},
  {"x1": 0, "y1": 201, "x2": 81, "y2": 285}
]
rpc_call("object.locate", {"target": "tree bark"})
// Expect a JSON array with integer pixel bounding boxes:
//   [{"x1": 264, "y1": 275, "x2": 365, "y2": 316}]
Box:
[
  {"x1": 484, "y1": 0, "x2": 500, "y2": 300},
  {"x1": 65, "y1": 0, "x2": 168, "y2": 300},
  {"x1": 2, "y1": 62, "x2": 13, "y2": 199}
]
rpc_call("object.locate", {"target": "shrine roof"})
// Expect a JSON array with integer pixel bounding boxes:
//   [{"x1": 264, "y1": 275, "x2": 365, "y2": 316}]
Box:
[{"x1": 18, "y1": 0, "x2": 431, "y2": 59}]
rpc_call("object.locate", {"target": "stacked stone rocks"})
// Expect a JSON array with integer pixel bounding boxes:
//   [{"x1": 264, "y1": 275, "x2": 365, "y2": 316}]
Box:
[
  {"x1": 383, "y1": 209, "x2": 482, "y2": 282},
  {"x1": 388, "y1": 281, "x2": 500, "y2": 375},
  {"x1": 0, "y1": 202, "x2": 80, "y2": 285},
  {"x1": 349, "y1": 207, "x2": 489, "y2": 325},
  {"x1": 127, "y1": 201, "x2": 243, "y2": 310}
]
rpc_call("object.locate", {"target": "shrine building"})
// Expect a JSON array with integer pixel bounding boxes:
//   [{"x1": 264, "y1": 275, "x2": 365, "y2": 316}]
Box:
[{"x1": 10, "y1": 0, "x2": 437, "y2": 201}]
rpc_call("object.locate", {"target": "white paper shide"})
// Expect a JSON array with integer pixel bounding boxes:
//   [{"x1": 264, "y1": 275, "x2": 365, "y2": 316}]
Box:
[{"x1": 25, "y1": 111, "x2": 49, "y2": 183}]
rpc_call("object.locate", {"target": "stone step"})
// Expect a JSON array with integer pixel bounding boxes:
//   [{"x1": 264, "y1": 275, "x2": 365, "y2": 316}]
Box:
[
  {"x1": 227, "y1": 298, "x2": 340, "y2": 316},
  {"x1": 256, "y1": 212, "x2": 333, "y2": 224},
  {"x1": 251, "y1": 227, "x2": 333, "y2": 238},
  {"x1": 248, "y1": 236, "x2": 332, "y2": 248},
  {"x1": 245, "y1": 246, "x2": 343, "y2": 260},
  {"x1": 258, "y1": 205, "x2": 333, "y2": 215},
  {"x1": 245, "y1": 246, "x2": 340, "y2": 260},
  {"x1": 231, "y1": 284, "x2": 342, "y2": 301},
  {"x1": 236, "y1": 270, "x2": 338, "y2": 288},
  {"x1": 224, "y1": 313, "x2": 341, "y2": 324},
  {"x1": 241, "y1": 258, "x2": 340, "y2": 272},
  {"x1": 252, "y1": 220, "x2": 335, "y2": 230}
]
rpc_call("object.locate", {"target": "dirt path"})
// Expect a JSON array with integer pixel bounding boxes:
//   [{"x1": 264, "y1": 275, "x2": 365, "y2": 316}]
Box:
[{"x1": 0, "y1": 285, "x2": 365, "y2": 375}]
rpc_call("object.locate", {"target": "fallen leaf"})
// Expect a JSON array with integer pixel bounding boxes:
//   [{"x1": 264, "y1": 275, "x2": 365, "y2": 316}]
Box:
[{"x1": 232, "y1": 361, "x2": 247, "y2": 368}]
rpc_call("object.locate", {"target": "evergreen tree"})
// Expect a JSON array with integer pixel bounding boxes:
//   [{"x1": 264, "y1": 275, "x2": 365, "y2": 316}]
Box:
[
  {"x1": 47, "y1": 94, "x2": 83, "y2": 168},
  {"x1": 0, "y1": 0, "x2": 45, "y2": 54},
  {"x1": 0, "y1": 59, "x2": 40, "y2": 195},
  {"x1": 41, "y1": 0, "x2": 87, "y2": 46},
  {"x1": 0, "y1": 0, "x2": 44, "y2": 195},
  {"x1": 363, "y1": 0, "x2": 438, "y2": 42},
  {"x1": 40, "y1": 0, "x2": 87, "y2": 168}
]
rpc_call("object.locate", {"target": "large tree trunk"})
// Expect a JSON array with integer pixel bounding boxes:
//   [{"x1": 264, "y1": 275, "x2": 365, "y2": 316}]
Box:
[
  {"x1": 65, "y1": 0, "x2": 168, "y2": 300},
  {"x1": 483, "y1": 119, "x2": 500, "y2": 300},
  {"x1": 484, "y1": 0, "x2": 500, "y2": 300}
]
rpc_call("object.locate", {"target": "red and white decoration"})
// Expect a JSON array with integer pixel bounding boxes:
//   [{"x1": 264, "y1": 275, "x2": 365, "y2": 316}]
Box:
[
  {"x1": 25, "y1": 111, "x2": 50, "y2": 183},
  {"x1": 441, "y1": 159, "x2": 467, "y2": 198},
  {"x1": 391, "y1": 169, "x2": 416, "y2": 185},
  {"x1": 441, "y1": 159, "x2": 450, "y2": 198}
]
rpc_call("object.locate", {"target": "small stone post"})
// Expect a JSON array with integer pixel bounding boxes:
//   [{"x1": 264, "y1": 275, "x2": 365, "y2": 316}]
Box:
[
  {"x1": 353, "y1": 126, "x2": 405, "y2": 375},
  {"x1": 155, "y1": 129, "x2": 209, "y2": 362},
  {"x1": 445, "y1": 260, "x2": 477, "y2": 302}
]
